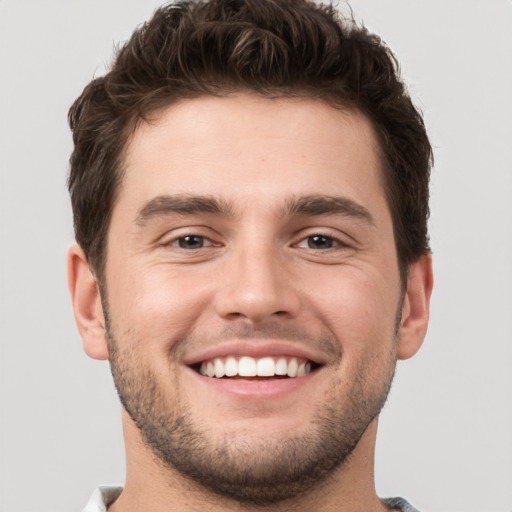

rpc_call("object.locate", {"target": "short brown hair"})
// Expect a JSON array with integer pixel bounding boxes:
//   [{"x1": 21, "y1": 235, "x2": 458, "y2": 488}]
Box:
[{"x1": 68, "y1": 0, "x2": 432, "y2": 283}]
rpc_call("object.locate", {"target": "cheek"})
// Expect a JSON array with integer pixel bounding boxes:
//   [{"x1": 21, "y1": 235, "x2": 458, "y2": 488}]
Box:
[
  {"x1": 106, "y1": 264, "x2": 216, "y2": 350},
  {"x1": 302, "y1": 265, "x2": 400, "y2": 352}
]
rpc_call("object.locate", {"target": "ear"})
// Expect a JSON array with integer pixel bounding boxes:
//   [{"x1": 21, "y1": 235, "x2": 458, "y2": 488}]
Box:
[
  {"x1": 397, "y1": 253, "x2": 433, "y2": 360},
  {"x1": 67, "y1": 243, "x2": 109, "y2": 360}
]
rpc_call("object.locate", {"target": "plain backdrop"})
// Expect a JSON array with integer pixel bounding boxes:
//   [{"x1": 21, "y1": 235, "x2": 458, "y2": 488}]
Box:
[{"x1": 1, "y1": 1, "x2": 511, "y2": 511}]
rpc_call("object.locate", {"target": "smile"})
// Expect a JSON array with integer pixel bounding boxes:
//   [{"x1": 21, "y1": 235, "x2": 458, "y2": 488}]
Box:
[{"x1": 197, "y1": 356, "x2": 318, "y2": 379}]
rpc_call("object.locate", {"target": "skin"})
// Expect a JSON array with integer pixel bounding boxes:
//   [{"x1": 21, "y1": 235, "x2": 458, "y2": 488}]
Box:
[{"x1": 68, "y1": 94, "x2": 433, "y2": 512}]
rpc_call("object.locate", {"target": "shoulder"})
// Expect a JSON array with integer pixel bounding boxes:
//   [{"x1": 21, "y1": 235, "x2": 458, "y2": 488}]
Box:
[
  {"x1": 381, "y1": 497, "x2": 421, "y2": 512},
  {"x1": 82, "y1": 486, "x2": 123, "y2": 512}
]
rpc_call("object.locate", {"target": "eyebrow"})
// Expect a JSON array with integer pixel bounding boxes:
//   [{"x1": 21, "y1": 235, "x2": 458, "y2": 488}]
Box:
[
  {"x1": 135, "y1": 193, "x2": 374, "y2": 226},
  {"x1": 284, "y1": 195, "x2": 375, "y2": 225},
  {"x1": 135, "y1": 194, "x2": 234, "y2": 225}
]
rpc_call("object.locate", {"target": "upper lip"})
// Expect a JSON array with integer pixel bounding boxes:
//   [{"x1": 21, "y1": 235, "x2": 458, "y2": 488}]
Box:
[{"x1": 182, "y1": 340, "x2": 328, "y2": 367}]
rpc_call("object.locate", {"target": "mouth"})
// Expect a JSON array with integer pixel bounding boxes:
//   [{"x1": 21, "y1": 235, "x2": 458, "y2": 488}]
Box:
[{"x1": 191, "y1": 356, "x2": 322, "y2": 379}]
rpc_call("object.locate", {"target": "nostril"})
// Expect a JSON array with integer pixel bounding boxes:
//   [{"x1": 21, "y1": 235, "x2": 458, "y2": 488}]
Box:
[{"x1": 225, "y1": 312, "x2": 244, "y2": 319}]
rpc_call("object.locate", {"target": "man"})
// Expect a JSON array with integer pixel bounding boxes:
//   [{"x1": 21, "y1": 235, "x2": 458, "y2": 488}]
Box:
[{"x1": 67, "y1": 0, "x2": 433, "y2": 510}]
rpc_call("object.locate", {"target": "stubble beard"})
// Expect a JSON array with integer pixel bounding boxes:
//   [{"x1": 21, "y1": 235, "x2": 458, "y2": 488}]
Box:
[{"x1": 104, "y1": 308, "x2": 399, "y2": 506}]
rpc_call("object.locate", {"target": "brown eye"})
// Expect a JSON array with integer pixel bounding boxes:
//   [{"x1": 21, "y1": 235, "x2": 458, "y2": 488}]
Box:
[
  {"x1": 177, "y1": 235, "x2": 206, "y2": 249},
  {"x1": 307, "y1": 235, "x2": 335, "y2": 249}
]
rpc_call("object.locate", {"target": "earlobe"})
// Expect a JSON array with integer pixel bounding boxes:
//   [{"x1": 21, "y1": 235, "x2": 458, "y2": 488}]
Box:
[
  {"x1": 397, "y1": 253, "x2": 434, "y2": 360},
  {"x1": 67, "y1": 244, "x2": 109, "y2": 360}
]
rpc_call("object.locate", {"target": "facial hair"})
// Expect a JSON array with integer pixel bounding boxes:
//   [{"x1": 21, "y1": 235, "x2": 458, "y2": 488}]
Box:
[{"x1": 104, "y1": 298, "x2": 400, "y2": 506}]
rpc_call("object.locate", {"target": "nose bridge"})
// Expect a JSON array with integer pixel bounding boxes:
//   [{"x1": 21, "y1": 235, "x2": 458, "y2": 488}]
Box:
[{"x1": 214, "y1": 234, "x2": 300, "y2": 322}]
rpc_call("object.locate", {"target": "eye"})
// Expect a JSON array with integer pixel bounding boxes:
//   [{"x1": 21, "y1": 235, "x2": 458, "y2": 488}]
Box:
[
  {"x1": 296, "y1": 234, "x2": 340, "y2": 250},
  {"x1": 306, "y1": 235, "x2": 336, "y2": 249},
  {"x1": 174, "y1": 235, "x2": 211, "y2": 249}
]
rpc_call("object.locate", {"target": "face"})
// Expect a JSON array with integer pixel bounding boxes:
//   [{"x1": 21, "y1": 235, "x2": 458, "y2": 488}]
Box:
[{"x1": 93, "y1": 95, "x2": 416, "y2": 504}]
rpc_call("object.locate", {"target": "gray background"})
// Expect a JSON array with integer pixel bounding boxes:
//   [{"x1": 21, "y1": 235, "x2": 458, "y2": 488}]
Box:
[{"x1": 1, "y1": 1, "x2": 511, "y2": 511}]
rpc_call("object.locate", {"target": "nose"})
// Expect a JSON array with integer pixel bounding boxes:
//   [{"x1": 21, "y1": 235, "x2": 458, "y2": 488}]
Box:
[{"x1": 213, "y1": 242, "x2": 301, "y2": 324}]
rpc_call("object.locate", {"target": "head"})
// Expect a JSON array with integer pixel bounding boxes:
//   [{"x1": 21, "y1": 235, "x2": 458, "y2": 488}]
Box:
[
  {"x1": 67, "y1": 0, "x2": 433, "y2": 507},
  {"x1": 68, "y1": 0, "x2": 432, "y2": 287}
]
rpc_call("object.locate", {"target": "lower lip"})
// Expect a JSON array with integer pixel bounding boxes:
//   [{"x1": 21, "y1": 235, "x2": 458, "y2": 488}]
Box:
[{"x1": 185, "y1": 367, "x2": 319, "y2": 399}]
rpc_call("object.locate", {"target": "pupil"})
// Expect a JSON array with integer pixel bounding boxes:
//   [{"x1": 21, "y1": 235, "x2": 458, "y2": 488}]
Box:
[
  {"x1": 179, "y1": 236, "x2": 203, "y2": 249},
  {"x1": 309, "y1": 235, "x2": 332, "y2": 249}
]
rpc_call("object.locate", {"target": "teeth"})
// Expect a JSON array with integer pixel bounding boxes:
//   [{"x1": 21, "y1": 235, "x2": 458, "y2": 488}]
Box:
[
  {"x1": 225, "y1": 356, "x2": 238, "y2": 377},
  {"x1": 297, "y1": 362, "x2": 311, "y2": 377},
  {"x1": 214, "y1": 358, "x2": 225, "y2": 378},
  {"x1": 256, "y1": 357, "x2": 275, "y2": 376},
  {"x1": 275, "y1": 357, "x2": 287, "y2": 375},
  {"x1": 287, "y1": 358, "x2": 298, "y2": 378},
  {"x1": 198, "y1": 356, "x2": 313, "y2": 379},
  {"x1": 239, "y1": 356, "x2": 257, "y2": 376}
]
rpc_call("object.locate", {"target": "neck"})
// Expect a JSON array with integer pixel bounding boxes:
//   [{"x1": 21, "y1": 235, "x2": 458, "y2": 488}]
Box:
[{"x1": 108, "y1": 411, "x2": 392, "y2": 512}]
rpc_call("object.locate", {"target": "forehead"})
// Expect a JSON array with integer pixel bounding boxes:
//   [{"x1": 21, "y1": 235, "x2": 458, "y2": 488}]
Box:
[{"x1": 118, "y1": 94, "x2": 387, "y2": 218}]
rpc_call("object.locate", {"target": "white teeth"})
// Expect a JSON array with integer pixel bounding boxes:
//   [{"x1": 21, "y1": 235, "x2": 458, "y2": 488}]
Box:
[
  {"x1": 238, "y1": 356, "x2": 257, "y2": 376},
  {"x1": 214, "y1": 358, "x2": 225, "y2": 378},
  {"x1": 198, "y1": 356, "x2": 314, "y2": 379},
  {"x1": 275, "y1": 357, "x2": 288, "y2": 375},
  {"x1": 225, "y1": 356, "x2": 238, "y2": 377},
  {"x1": 257, "y1": 357, "x2": 275, "y2": 376},
  {"x1": 287, "y1": 358, "x2": 298, "y2": 378}
]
